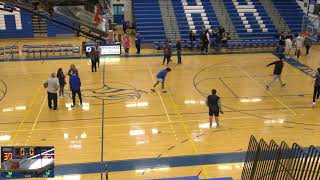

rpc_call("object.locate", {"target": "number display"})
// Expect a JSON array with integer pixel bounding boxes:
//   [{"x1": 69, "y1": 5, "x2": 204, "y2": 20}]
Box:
[
  {"x1": 30, "y1": 148, "x2": 34, "y2": 156},
  {"x1": 3, "y1": 152, "x2": 13, "y2": 161},
  {"x1": 19, "y1": 148, "x2": 25, "y2": 156}
]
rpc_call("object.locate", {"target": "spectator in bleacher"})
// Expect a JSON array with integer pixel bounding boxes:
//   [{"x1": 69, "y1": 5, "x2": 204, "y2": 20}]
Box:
[
  {"x1": 135, "y1": 33, "x2": 142, "y2": 54},
  {"x1": 176, "y1": 39, "x2": 182, "y2": 64},
  {"x1": 189, "y1": 30, "x2": 196, "y2": 49},
  {"x1": 68, "y1": 64, "x2": 78, "y2": 76},
  {"x1": 201, "y1": 29, "x2": 210, "y2": 54},
  {"x1": 163, "y1": 39, "x2": 172, "y2": 65},
  {"x1": 295, "y1": 34, "x2": 305, "y2": 58},
  {"x1": 90, "y1": 47, "x2": 99, "y2": 72},
  {"x1": 56, "y1": 68, "x2": 66, "y2": 97},
  {"x1": 122, "y1": 19, "x2": 127, "y2": 34},
  {"x1": 284, "y1": 37, "x2": 292, "y2": 58},
  {"x1": 124, "y1": 34, "x2": 130, "y2": 55},
  {"x1": 304, "y1": 37, "x2": 312, "y2": 55}
]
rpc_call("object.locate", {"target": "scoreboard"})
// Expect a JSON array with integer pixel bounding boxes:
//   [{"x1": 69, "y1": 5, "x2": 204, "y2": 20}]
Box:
[{"x1": 0, "y1": 146, "x2": 54, "y2": 178}]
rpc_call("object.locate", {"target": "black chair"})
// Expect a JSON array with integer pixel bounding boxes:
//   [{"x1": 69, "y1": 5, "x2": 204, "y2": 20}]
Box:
[
  {"x1": 53, "y1": 45, "x2": 61, "y2": 56},
  {"x1": 11, "y1": 46, "x2": 19, "y2": 59},
  {"x1": 22, "y1": 45, "x2": 31, "y2": 58},
  {"x1": 66, "y1": 44, "x2": 73, "y2": 56}
]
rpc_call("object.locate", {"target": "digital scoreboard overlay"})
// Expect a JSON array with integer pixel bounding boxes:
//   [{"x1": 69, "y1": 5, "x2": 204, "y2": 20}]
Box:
[{"x1": 0, "y1": 146, "x2": 54, "y2": 179}]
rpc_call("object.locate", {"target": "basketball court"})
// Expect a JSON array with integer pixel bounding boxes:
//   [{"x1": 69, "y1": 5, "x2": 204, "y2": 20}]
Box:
[{"x1": 0, "y1": 42, "x2": 320, "y2": 179}]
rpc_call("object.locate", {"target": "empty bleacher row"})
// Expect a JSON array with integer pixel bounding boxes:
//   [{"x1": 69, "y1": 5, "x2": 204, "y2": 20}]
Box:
[
  {"x1": 171, "y1": 0, "x2": 220, "y2": 40},
  {"x1": 133, "y1": 0, "x2": 166, "y2": 43},
  {"x1": 0, "y1": 44, "x2": 80, "y2": 59},
  {"x1": 272, "y1": 0, "x2": 304, "y2": 33},
  {"x1": 224, "y1": 0, "x2": 277, "y2": 40}
]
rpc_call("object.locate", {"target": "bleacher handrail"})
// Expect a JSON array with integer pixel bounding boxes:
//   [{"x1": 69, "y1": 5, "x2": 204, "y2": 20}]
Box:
[{"x1": 241, "y1": 135, "x2": 320, "y2": 180}]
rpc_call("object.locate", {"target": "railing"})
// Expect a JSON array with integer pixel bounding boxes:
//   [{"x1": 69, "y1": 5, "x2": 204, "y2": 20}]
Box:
[
  {"x1": 241, "y1": 135, "x2": 320, "y2": 180},
  {"x1": 216, "y1": 0, "x2": 236, "y2": 39},
  {"x1": 163, "y1": 0, "x2": 178, "y2": 40},
  {"x1": 264, "y1": 0, "x2": 289, "y2": 33}
]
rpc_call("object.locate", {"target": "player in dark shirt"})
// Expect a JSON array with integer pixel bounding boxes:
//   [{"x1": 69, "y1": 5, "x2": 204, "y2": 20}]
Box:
[
  {"x1": 312, "y1": 68, "x2": 320, "y2": 107},
  {"x1": 266, "y1": 56, "x2": 286, "y2": 90},
  {"x1": 206, "y1": 89, "x2": 223, "y2": 128}
]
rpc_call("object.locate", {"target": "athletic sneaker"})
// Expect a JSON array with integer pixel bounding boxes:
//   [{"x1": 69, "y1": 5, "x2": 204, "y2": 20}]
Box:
[
  {"x1": 150, "y1": 89, "x2": 155, "y2": 92},
  {"x1": 281, "y1": 83, "x2": 286, "y2": 87},
  {"x1": 71, "y1": 104, "x2": 75, "y2": 108},
  {"x1": 266, "y1": 85, "x2": 269, "y2": 90},
  {"x1": 161, "y1": 90, "x2": 167, "y2": 93},
  {"x1": 312, "y1": 102, "x2": 316, "y2": 108}
]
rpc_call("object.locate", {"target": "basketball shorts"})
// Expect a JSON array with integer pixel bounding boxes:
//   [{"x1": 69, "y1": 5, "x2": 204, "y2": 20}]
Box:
[
  {"x1": 209, "y1": 108, "x2": 219, "y2": 117},
  {"x1": 157, "y1": 78, "x2": 164, "y2": 83}
]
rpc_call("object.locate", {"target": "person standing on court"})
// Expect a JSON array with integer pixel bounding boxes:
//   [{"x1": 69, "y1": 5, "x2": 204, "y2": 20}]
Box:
[
  {"x1": 90, "y1": 47, "x2": 99, "y2": 72},
  {"x1": 304, "y1": 37, "x2": 312, "y2": 55},
  {"x1": 151, "y1": 68, "x2": 171, "y2": 93},
  {"x1": 162, "y1": 39, "x2": 172, "y2": 65},
  {"x1": 56, "y1": 68, "x2": 66, "y2": 97},
  {"x1": 312, "y1": 68, "x2": 320, "y2": 107},
  {"x1": 68, "y1": 64, "x2": 78, "y2": 76},
  {"x1": 69, "y1": 74, "x2": 83, "y2": 107},
  {"x1": 135, "y1": 33, "x2": 142, "y2": 54},
  {"x1": 206, "y1": 89, "x2": 223, "y2": 128},
  {"x1": 124, "y1": 34, "x2": 130, "y2": 55},
  {"x1": 44, "y1": 73, "x2": 59, "y2": 111},
  {"x1": 295, "y1": 34, "x2": 304, "y2": 58},
  {"x1": 201, "y1": 29, "x2": 210, "y2": 54},
  {"x1": 176, "y1": 39, "x2": 182, "y2": 64},
  {"x1": 266, "y1": 56, "x2": 286, "y2": 90}
]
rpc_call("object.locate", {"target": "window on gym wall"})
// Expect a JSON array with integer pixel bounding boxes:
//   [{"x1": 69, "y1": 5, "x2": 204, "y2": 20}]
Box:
[{"x1": 113, "y1": 4, "x2": 124, "y2": 24}]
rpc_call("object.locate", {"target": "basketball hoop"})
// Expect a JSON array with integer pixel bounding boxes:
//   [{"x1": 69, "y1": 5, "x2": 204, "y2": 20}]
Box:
[{"x1": 301, "y1": 31, "x2": 311, "y2": 37}]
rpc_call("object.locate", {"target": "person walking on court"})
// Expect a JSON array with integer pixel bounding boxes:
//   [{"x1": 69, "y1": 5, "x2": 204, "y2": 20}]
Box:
[
  {"x1": 57, "y1": 68, "x2": 66, "y2": 97},
  {"x1": 68, "y1": 64, "x2": 78, "y2": 76},
  {"x1": 151, "y1": 68, "x2": 171, "y2": 93},
  {"x1": 266, "y1": 56, "x2": 286, "y2": 90},
  {"x1": 69, "y1": 74, "x2": 83, "y2": 107},
  {"x1": 206, "y1": 89, "x2": 223, "y2": 128},
  {"x1": 135, "y1": 33, "x2": 142, "y2": 54},
  {"x1": 176, "y1": 39, "x2": 182, "y2": 64},
  {"x1": 44, "y1": 73, "x2": 59, "y2": 111},
  {"x1": 201, "y1": 29, "x2": 210, "y2": 54},
  {"x1": 284, "y1": 37, "x2": 292, "y2": 58},
  {"x1": 162, "y1": 40, "x2": 172, "y2": 65},
  {"x1": 312, "y1": 68, "x2": 320, "y2": 107},
  {"x1": 90, "y1": 47, "x2": 99, "y2": 72}
]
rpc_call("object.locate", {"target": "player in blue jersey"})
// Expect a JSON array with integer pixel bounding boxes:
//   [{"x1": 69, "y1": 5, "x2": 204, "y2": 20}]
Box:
[{"x1": 151, "y1": 68, "x2": 171, "y2": 93}]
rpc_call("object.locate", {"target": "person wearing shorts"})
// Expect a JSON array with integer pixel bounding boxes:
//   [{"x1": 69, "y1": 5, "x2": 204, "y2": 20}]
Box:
[
  {"x1": 206, "y1": 89, "x2": 223, "y2": 128},
  {"x1": 151, "y1": 68, "x2": 171, "y2": 93}
]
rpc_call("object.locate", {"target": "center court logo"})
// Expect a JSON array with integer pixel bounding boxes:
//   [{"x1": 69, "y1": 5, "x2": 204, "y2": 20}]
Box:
[{"x1": 68, "y1": 82, "x2": 147, "y2": 104}]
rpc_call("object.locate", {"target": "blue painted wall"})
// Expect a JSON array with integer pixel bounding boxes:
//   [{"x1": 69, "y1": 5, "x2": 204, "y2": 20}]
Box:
[
  {"x1": 0, "y1": 7, "x2": 75, "y2": 38},
  {"x1": 47, "y1": 15, "x2": 75, "y2": 37},
  {"x1": 0, "y1": 9, "x2": 33, "y2": 38}
]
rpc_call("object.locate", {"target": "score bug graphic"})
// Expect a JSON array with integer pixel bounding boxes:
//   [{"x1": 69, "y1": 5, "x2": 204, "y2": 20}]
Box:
[{"x1": 0, "y1": 146, "x2": 54, "y2": 178}]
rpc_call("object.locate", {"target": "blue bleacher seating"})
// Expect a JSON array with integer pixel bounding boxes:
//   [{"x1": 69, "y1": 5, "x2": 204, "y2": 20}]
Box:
[
  {"x1": 172, "y1": 0, "x2": 220, "y2": 40},
  {"x1": 272, "y1": 0, "x2": 304, "y2": 33},
  {"x1": 224, "y1": 0, "x2": 277, "y2": 40},
  {"x1": 133, "y1": 0, "x2": 166, "y2": 43}
]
